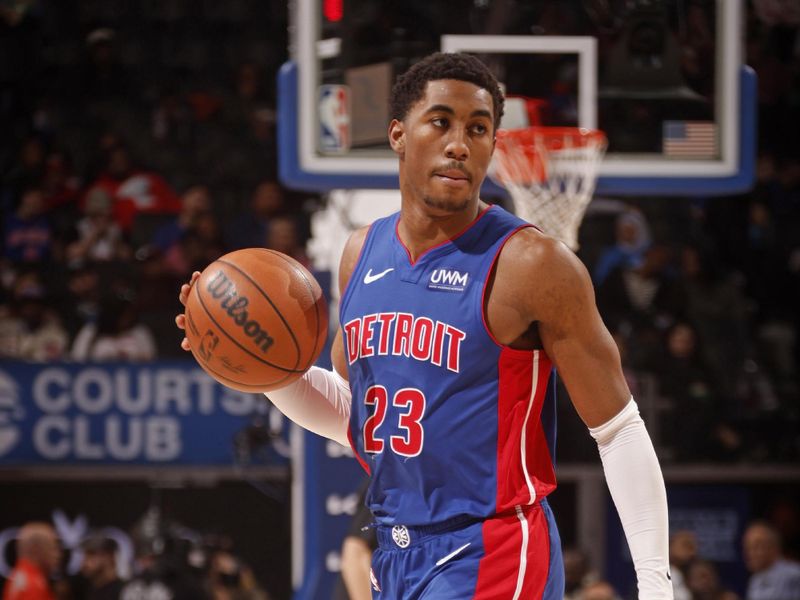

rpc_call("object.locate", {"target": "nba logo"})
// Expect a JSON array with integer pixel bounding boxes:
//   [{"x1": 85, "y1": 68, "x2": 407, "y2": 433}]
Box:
[{"x1": 319, "y1": 84, "x2": 351, "y2": 153}]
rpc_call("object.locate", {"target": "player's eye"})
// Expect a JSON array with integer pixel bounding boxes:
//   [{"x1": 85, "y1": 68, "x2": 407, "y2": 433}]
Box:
[
  {"x1": 471, "y1": 123, "x2": 489, "y2": 135},
  {"x1": 431, "y1": 117, "x2": 448, "y2": 128}
]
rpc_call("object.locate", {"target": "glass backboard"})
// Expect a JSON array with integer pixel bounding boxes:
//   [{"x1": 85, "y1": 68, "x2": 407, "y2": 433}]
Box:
[{"x1": 278, "y1": 0, "x2": 755, "y2": 196}]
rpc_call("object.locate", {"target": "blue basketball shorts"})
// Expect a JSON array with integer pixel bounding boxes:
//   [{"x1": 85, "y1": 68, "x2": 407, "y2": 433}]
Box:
[{"x1": 369, "y1": 499, "x2": 564, "y2": 599}]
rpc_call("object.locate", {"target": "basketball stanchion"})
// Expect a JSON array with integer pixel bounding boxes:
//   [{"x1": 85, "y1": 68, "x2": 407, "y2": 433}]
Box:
[{"x1": 489, "y1": 126, "x2": 607, "y2": 251}]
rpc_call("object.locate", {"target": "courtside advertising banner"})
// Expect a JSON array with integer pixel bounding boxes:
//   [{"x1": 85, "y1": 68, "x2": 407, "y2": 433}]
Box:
[{"x1": 0, "y1": 361, "x2": 289, "y2": 466}]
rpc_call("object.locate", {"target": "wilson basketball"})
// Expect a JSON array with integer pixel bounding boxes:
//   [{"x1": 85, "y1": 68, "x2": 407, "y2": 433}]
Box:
[{"x1": 184, "y1": 248, "x2": 328, "y2": 392}]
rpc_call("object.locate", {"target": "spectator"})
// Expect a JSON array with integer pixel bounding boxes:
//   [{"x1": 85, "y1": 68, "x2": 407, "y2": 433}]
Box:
[
  {"x1": 595, "y1": 243, "x2": 679, "y2": 365},
  {"x1": 593, "y1": 207, "x2": 652, "y2": 286},
  {"x1": 77, "y1": 534, "x2": 124, "y2": 600},
  {"x1": 161, "y1": 213, "x2": 225, "y2": 279},
  {"x1": 223, "y1": 62, "x2": 271, "y2": 130},
  {"x1": 85, "y1": 144, "x2": 181, "y2": 234},
  {"x1": 767, "y1": 497, "x2": 800, "y2": 561},
  {"x1": 206, "y1": 551, "x2": 268, "y2": 600},
  {"x1": 71, "y1": 294, "x2": 156, "y2": 362},
  {"x1": 56, "y1": 264, "x2": 102, "y2": 340},
  {"x1": 265, "y1": 216, "x2": 310, "y2": 268},
  {"x1": 670, "y1": 530, "x2": 699, "y2": 600},
  {"x1": 0, "y1": 259, "x2": 15, "y2": 305},
  {"x1": 41, "y1": 150, "x2": 82, "y2": 246},
  {"x1": 2, "y1": 186, "x2": 53, "y2": 264},
  {"x1": 151, "y1": 85, "x2": 193, "y2": 145},
  {"x1": 0, "y1": 272, "x2": 68, "y2": 361},
  {"x1": 654, "y1": 322, "x2": 741, "y2": 461},
  {"x1": 2, "y1": 136, "x2": 45, "y2": 206},
  {"x1": 563, "y1": 547, "x2": 597, "y2": 600},
  {"x1": 2, "y1": 522, "x2": 62, "y2": 600},
  {"x1": 743, "y1": 520, "x2": 800, "y2": 600},
  {"x1": 41, "y1": 150, "x2": 81, "y2": 213},
  {"x1": 243, "y1": 106, "x2": 279, "y2": 180},
  {"x1": 150, "y1": 185, "x2": 213, "y2": 253},
  {"x1": 686, "y1": 558, "x2": 740, "y2": 600},
  {"x1": 742, "y1": 201, "x2": 786, "y2": 320},
  {"x1": 75, "y1": 28, "x2": 135, "y2": 104},
  {"x1": 121, "y1": 509, "x2": 210, "y2": 600},
  {"x1": 673, "y1": 244, "x2": 750, "y2": 400},
  {"x1": 65, "y1": 188, "x2": 130, "y2": 266},
  {"x1": 225, "y1": 181, "x2": 285, "y2": 251},
  {"x1": 580, "y1": 581, "x2": 622, "y2": 600}
]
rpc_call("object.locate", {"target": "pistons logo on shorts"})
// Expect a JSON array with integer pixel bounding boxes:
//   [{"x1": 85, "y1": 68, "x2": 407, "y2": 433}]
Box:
[{"x1": 391, "y1": 525, "x2": 411, "y2": 548}]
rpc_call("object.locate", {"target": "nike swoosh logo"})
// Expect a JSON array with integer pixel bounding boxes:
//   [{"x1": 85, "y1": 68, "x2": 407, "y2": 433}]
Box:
[
  {"x1": 364, "y1": 268, "x2": 394, "y2": 284},
  {"x1": 435, "y1": 543, "x2": 471, "y2": 566}
]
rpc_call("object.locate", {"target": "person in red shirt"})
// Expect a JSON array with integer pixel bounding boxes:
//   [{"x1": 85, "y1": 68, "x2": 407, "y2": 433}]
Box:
[
  {"x1": 2, "y1": 522, "x2": 61, "y2": 600},
  {"x1": 85, "y1": 144, "x2": 182, "y2": 233}
]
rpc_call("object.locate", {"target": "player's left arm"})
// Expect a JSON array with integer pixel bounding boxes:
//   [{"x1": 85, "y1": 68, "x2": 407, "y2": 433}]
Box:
[{"x1": 518, "y1": 235, "x2": 673, "y2": 600}]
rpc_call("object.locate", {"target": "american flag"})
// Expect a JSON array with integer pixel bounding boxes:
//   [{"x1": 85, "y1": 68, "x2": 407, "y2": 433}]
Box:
[{"x1": 662, "y1": 121, "x2": 718, "y2": 158}]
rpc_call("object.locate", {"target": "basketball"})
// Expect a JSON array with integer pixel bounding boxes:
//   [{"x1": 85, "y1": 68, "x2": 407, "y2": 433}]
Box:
[{"x1": 184, "y1": 248, "x2": 328, "y2": 392}]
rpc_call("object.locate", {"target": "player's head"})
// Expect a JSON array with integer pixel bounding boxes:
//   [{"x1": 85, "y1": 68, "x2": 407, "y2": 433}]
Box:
[
  {"x1": 388, "y1": 53, "x2": 504, "y2": 214},
  {"x1": 390, "y1": 53, "x2": 505, "y2": 132}
]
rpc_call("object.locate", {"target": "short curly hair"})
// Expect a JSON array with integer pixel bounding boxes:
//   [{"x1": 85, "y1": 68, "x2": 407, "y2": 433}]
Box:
[{"x1": 390, "y1": 52, "x2": 505, "y2": 132}]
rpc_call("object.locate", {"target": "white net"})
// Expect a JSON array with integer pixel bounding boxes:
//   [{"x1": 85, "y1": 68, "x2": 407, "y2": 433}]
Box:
[{"x1": 489, "y1": 127, "x2": 607, "y2": 250}]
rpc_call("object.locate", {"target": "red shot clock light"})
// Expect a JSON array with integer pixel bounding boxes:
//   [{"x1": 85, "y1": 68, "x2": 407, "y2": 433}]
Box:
[{"x1": 324, "y1": 0, "x2": 343, "y2": 22}]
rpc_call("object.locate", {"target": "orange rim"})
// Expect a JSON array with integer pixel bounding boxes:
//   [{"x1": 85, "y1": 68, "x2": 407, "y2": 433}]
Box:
[{"x1": 496, "y1": 126, "x2": 607, "y2": 148}]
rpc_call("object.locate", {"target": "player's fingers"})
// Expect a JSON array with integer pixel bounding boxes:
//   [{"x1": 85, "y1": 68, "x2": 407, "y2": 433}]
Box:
[
  {"x1": 179, "y1": 283, "x2": 191, "y2": 305},
  {"x1": 181, "y1": 337, "x2": 191, "y2": 351},
  {"x1": 175, "y1": 314, "x2": 186, "y2": 330},
  {"x1": 179, "y1": 272, "x2": 203, "y2": 305}
]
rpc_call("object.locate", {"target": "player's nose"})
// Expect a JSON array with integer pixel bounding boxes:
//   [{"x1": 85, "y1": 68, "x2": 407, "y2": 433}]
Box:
[{"x1": 444, "y1": 129, "x2": 469, "y2": 162}]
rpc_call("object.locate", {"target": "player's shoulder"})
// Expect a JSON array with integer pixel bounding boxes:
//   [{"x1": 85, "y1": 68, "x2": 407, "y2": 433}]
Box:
[
  {"x1": 499, "y1": 226, "x2": 586, "y2": 282},
  {"x1": 342, "y1": 224, "x2": 371, "y2": 258},
  {"x1": 338, "y1": 225, "x2": 371, "y2": 293},
  {"x1": 495, "y1": 227, "x2": 596, "y2": 324},
  {"x1": 341, "y1": 211, "x2": 397, "y2": 263}
]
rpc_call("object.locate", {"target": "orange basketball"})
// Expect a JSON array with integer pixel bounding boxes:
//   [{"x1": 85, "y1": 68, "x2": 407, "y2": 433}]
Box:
[{"x1": 184, "y1": 248, "x2": 328, "y2": 392}]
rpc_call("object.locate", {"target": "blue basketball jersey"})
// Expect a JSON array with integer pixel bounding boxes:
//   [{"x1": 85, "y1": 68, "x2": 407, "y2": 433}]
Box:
[{"x1": 340, "y1": 204, "x2": 558, "y2": 527}]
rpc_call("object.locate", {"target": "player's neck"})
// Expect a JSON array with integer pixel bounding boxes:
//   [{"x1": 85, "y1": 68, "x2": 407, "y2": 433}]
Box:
[{"x1": 398, "y1": 198, "x2": 488, "y2": 262}]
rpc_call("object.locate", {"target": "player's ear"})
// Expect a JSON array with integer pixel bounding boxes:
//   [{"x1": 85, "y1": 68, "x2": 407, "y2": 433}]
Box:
[{"x1": 388, "y1": 119, "x2": 405, "y2": 155}]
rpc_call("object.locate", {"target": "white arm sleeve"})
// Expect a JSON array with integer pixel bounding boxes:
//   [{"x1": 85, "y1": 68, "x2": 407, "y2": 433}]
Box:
[
  {"x1": 589, "y1": 399, "x2": 673, "y2": 600},
  {"x1": 265, "y1": 366, "x2": 351, "y2": 447}
]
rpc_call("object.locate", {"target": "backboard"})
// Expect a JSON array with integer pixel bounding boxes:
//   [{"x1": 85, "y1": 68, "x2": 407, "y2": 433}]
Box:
[{"x1": 278, "y1": 0, "x2": 756, "y2": 196}]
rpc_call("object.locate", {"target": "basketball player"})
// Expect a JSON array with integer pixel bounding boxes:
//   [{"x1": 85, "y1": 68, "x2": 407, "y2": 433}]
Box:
[{"x1": 177, "y1": 52, "x2": 672, "y2": 599}]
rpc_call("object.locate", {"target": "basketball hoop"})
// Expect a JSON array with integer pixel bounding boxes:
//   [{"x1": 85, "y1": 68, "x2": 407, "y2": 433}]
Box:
[{"x1": 490, "y1": 126, "x2": 607, "y2": 251}]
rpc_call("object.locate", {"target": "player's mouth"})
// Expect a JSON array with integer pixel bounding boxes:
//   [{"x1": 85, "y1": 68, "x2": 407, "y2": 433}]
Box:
[{"x1": 433, "y1": 169, "x2": 471, "y2": 187}]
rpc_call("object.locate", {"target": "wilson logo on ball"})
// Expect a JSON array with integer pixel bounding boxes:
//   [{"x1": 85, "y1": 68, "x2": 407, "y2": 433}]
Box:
[{"x1": 206, "y1": 270, "x2": 275, "y2": 353}]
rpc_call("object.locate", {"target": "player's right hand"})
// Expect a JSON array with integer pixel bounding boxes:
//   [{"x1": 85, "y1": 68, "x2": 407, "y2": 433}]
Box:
[{"x1": 175, "y1": 271, "x2": 201, "y2": 352}]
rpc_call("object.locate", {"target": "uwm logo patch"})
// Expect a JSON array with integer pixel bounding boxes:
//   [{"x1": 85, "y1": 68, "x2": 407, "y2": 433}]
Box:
[{"x1": 428, "y1": 268, "x2": 469, "y2": 292}]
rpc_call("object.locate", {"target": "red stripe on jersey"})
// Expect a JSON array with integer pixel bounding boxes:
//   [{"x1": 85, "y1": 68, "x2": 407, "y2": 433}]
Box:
[
  {"x1": 473, "y1": 505, "x2": 551, "y2": 599},
  {"x1": 347, "y1": 427, "x2": 371, "y2": 475},
  {"x1": 496, "y1": 349, "x2": 557, "y2": 512}
]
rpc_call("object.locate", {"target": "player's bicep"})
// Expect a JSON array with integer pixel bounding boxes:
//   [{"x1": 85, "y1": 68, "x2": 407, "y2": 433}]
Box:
[
  {"x1": 333, "y1": 227, "x2": 368, "y2": 380},
  {"x1": 338, "y1": 226, "x2": 370, "y2": 298},
  {"x1": 533, "y1": 244, "x2": 630, "y2": 428}
]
